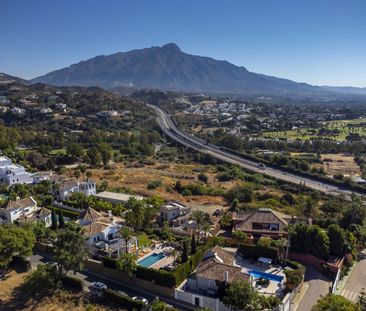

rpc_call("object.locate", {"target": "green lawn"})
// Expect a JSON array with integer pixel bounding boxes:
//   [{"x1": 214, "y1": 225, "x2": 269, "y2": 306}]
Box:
[{"x1": 262, "y1": 117, "x2": 366, "y2": 141}]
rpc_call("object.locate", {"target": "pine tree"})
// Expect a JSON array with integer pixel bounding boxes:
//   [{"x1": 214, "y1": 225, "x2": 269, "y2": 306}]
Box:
[
  {"x1": 190, "y1": 234, "x2": 196, "y2": 254},
  {"x1": 182, "y1": 240, "x2": 188, "y2": 263},
  {"x1": 58, "y1": 208, "x2": 65, "y2": 229},
  {"x1": 51, "y1": 209, "x2": 58, "y2": 230}
]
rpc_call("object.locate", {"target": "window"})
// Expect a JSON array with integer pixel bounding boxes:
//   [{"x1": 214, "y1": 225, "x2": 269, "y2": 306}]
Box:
[
  {"x1": 194, "y1": 297, "x2": 201, "y2": 306},
  {"x1": 208, "y1": 280, "x2": 216, "y2": 288}
]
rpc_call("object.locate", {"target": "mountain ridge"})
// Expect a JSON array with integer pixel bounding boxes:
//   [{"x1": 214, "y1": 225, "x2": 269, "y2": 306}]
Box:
[{"x1": 27, "y1": 43, "x2": 366, "y2": 99}]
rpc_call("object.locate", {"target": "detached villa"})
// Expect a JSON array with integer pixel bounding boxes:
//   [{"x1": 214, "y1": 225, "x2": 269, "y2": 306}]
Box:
[
  {"x1": 160, "y1": 201, "x2": 192, "y2": 225},
  {"x1": 0, "y1": 156, "x2": 33, "y2": 185},
  {"x1": 176, "y1": 246, "x2": 250, "y2": 311},
  {"x1": 55, "y1": 178, "x2": 96, "y2": 201},
  {"x1": 0, "y1": 196, "x2": 52, "y2": 227},
  {"x1": 232, "y1": 208, "x2": 297, "y2": 240}
]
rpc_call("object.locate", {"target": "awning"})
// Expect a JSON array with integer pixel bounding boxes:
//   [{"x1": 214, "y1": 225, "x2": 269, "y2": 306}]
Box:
[{"x1": 258, "y1": 257, "x2": 272, "y2": 265}]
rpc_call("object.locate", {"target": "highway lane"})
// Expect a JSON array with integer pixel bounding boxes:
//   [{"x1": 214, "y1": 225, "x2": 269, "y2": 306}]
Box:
[{"x1": 148, "y1": 104, "x2": 360, "y2": 197}]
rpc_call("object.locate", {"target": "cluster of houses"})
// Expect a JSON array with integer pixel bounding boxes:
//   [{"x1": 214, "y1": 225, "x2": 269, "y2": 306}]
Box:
[{"x1": 0, "y1": 156, "x2": 34, "y2": 185}]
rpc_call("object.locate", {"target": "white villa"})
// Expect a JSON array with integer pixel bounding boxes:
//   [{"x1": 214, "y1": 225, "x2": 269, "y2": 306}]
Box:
[
  {"x1": 55, "y1": 178, "x2": 96, "y2": 201},
  {"x1": 0, "y1": 156, "x2": 33, "y2": 185},
  {"x1": 0, "y1": 196, "x2": 52, "y2": 227}
]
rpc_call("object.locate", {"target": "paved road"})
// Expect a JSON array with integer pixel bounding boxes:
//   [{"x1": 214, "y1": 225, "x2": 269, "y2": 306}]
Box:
[
  {"x1": 341, "y1": 249, "x2": 366, "y2": 303},
  {"x1": 149, "y1": 104, "x2": 363, "y2": 197},
  {"x1": 296, "y1": 266, "x2": 331, "y2": 311},
  {"x1": 29, "y1": 254, "x2": 194, "y2": 311}
]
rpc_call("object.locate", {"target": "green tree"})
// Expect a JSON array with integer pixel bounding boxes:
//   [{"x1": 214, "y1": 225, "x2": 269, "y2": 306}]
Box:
[
  {"x1": 67, "y1": 143, "x2": 84, "y2": 158},
  {"x1": 191, "y1": 234, "x2": 197, "y2": 254},
  {"x1": 21, "y1": 264, "x2": 60, "y2": 297},
  {"x1": 182, "y1": 240, "x2": 188, "y2": 263},
  {"x1": 125, "y1": 197, "x2": 146, "y2": 232},
  {"x1": 119, "y1": 226, "x2": 134, "y2": 254},
  {"x1": 0, "y1": 225, "x2": 35, "y2": 268},
  {"x1": 191, "y1": 210, "x2": 205, "y2": 244},
  {"x1": 87, "y1": 147, "x2": 102, "y2": 167},
  {"x1": 78, "y1": 164, "x2": 87, "y2": 180},
  {"x1": 97, "y1": 142, "x2": 112, "y2": 166},
  {"x1": 232, "y1": 231, "x2": 246, "y2": 244},
  {"x1": 312, "y1": 294, "x2": 358, "y2": 311},
  {"x1": 357, "y1": 289, "x2": 366, "y2": 311},
  {"x1": 53, "y1": 222, "x2": 88, "y2": 276},
  {"x1": 58, "y1": 208, "x2": 65, "y2": 229},
  {"x1": 223, "y1": 280, "x2": 261, "y2": 311},
  {"x1": 116, "y1": 253, "x2": 137, "y2": 277},
  {"x1": 328, "y1": 224, "x2": 348, "y2": 257},
  {"x1": 51, "y1": 209, "x2": 58, "y2": 230}
]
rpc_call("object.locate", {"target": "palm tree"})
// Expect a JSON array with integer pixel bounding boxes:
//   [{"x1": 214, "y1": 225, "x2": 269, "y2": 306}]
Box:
[
  {"x1": 119, "y1": 226, "x2": 134, "y2": 255},
  {"x1": 202, "y1": 221, "x2": 211, "y2": 239},
  {"x1": 191, "y1": 210, "x2": 205, "y2": 244}
]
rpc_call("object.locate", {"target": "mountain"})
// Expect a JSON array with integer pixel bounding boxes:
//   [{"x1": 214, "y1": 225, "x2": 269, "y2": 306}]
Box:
[
  {"x1": 322, "y1": 86, "x2": 366, "y2": 95},
  {"x1": 0, "y1": 73, "x2": 28, "y2": 85},
  {"x1": 30, "y1": 43, "x2": 351, "y2": 98}
]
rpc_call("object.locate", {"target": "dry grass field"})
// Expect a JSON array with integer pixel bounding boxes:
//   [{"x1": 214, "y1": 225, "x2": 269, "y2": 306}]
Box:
[{"x1": 314, "y1": 153, "x2": 362, "y2": 177}]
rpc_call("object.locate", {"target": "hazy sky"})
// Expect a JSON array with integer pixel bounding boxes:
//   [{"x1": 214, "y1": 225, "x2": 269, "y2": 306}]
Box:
[{"x1": 1, "y1": 0, "x2": 365, "y2": 86}]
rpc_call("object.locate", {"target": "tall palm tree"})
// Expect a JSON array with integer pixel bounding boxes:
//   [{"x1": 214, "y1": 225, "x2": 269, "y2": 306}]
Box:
[
  {"x1": 191, "y1": 210, "x2": 205, "y2": 244},
  {"x1": 119, "y1": 226, "x2": 134, "y2": 255}
]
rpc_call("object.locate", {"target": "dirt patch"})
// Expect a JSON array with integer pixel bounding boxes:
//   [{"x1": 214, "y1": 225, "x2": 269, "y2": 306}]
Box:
[
  {"x1": 0, "y1": 270, "x2": 26, "y2": 303},
  {"x1": 315, "y1": 153, "x2": 361, "y2": 177}
]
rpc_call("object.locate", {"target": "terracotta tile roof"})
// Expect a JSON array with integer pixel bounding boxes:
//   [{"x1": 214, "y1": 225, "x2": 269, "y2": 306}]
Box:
[
  {"x1": 80, "y1": 207, "x2": 103, "y2": 222},
  {"x1": 233, "y1": 208, "x2": 295, "y2": 234},
  {"x1": 195, "y1": 258, "x2": 249, "y2": 283},
  {"x1": 204, "y1": 246, "x2": 235, "y2": 265},
  {"x1": 3, "y1": 197, "x2": 37, "y2": 211},
  {"x1": 37, "y1": 207, "x2": 52, "y2": 218},
  {"x1": 82, "y1": 221, "x2": 109, "y2": 238}
]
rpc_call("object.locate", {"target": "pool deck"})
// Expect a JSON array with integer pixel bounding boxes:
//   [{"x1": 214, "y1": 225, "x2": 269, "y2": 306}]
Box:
[
  {"x1": 137, "y1": 246, "x2": 176, "y2": 269},
  {"x1": 235, "y1": 257, "x2": 286, "y2": 296}
]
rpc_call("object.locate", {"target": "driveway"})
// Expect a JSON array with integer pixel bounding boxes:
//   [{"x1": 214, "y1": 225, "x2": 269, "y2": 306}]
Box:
[
  {"x1": 296, "y1": 265, "x2": 331, "y2": 311},
  {"x1": 341, "y1": 249, "x2": 366, "y2": 302}
]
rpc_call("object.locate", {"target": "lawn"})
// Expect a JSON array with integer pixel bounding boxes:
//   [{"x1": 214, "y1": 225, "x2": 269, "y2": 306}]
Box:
[{"x1": 262, "y1": 117, "x2": 366, "y2": 141}]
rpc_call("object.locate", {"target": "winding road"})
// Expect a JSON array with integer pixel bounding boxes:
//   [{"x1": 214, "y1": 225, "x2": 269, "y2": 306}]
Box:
[{"x1": 149, "y1": 104, "x2": 361, "y2": 197}]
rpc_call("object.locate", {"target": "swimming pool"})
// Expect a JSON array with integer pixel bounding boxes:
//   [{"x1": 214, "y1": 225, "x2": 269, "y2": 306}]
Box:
[
  {"x1": 248, "y1": 270, "x2": 284, "y2": 282},
  {"x1": 137, "y1": 253, "x2": 166, "y2": 268}
]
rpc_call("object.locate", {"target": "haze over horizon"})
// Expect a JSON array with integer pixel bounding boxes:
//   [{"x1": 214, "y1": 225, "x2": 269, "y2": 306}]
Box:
[{"x1": 1, "y1": 0, "x2": 366, "y2": 87}]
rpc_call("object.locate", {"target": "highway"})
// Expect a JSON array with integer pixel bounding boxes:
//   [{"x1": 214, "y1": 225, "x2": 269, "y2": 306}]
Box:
[{"x1": 148, "y1": 104, "x2": 362, "y2": 197}]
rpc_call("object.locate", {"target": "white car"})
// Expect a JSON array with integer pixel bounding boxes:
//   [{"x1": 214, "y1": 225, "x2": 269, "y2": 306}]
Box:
[
  {"x1": 90, "y1": 282, "x2": 107, "y2": 292},
  {"x1": 133, "y1": 296, "x2": 149, "y2": 305}
]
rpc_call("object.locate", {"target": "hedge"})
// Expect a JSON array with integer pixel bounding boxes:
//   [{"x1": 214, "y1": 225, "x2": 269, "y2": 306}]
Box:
[
  {"x1": 101, "y1": 245, "x2": 207, "y2": 287},
  {"x1": 238, "y1": 244, "x2": 279, "y2": 260},
  {"x1": 48, "y1": 206, "x2": 80, "y2": 219},
  {"x1": 285, "y1": 260, "x2": 305, "y2": 273},
  {"x1": 11, "y1": 256, "x2": 31, "y2": 272},
  {"x1": 105, "y1": 288, "x2": 144, "y2": 311},
  {"x1": 62, "y1": 275, "x2": 84, "y2": 291}
]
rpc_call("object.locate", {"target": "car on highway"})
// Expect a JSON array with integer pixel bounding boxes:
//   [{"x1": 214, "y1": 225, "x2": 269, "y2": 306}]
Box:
[{"x1": 257, "y1": 162, "x2": 266, "y2": 169}]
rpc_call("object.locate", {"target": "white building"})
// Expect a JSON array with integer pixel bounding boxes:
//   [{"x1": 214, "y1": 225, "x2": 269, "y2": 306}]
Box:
[
  {"x1": 10, "y1": 107, "x2": 25, "y2": 115},
  {"x1": 0, "y1": 196, "x2": 52, "y2": 227},
  {"x1": 55, "y1": 179, "x2": 96, "y2": 201},
  {"x1": 39, "y1": 107, "x2": 53, "y2": 114},
  {"x1": 160, "y1": 201, "x2": 192, "y2": 224},
  {"x1": 0, "y1": 156, "x2": 34, "y2": 185},
  {"x1": 96, "y1": 110, "x2": 120, "y2": 118}
]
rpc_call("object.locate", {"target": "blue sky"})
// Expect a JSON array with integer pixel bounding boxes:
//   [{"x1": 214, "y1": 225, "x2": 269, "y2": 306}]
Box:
[{"x1": 1, "y1": 0, "x2": 365, "y2": 86}]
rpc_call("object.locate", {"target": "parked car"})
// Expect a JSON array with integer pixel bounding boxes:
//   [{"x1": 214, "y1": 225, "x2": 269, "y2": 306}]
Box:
[
  {"x1": 90, "y1": 282, "x2": 107, "y2": 297},
  {"x1": 133, "y1": 296, "x2": 149, "y2": 305}
]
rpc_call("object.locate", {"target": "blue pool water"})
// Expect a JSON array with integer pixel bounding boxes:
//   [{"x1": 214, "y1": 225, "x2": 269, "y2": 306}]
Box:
[
  {"x1": 137, "y1": 253, "x2": 166, "y2": 268},
  {"x1": 248, "y1": 270, "x2": 284, "y2": 282}
]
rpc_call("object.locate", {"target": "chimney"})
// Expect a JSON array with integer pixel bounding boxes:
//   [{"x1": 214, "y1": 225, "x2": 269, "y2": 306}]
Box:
[
  {"x1": 224, "y1": 271, "x2": 229, "y2": 284},
  {"x1": 108, "y1": 210, "x2": 112, "y2": 218}
]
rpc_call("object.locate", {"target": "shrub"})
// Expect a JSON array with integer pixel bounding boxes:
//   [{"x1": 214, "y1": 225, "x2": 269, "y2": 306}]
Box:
[
  {"x1": 62, "y1": 275, "x2": 84, "y2": 291},
  {"x1": 105, "y1": 288, "x2": 144, "y2": 311},
  {"x1": 147, "y1": 179, "x2": 162, "y2": 189},
  {"x1": 238, "y1": 244, "x2": 279, "y2": 260}
]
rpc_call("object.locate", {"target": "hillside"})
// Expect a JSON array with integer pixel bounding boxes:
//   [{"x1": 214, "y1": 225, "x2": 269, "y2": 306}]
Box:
[{"x1": 32, "y1": 43, "x2": 330, "y2": 98}]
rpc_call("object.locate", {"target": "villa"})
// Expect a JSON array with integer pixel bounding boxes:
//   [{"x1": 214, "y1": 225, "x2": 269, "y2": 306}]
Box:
[
  {"x1": 232, "y1": 208, "x2": 297, "y2": 240},
  {"x1": 0, "y1": 156, "x2": 34, "y2": 185},
  {"x1": 0, "y1": 196, "x2": 52, "y2": 227},
  {"x1": 160, "y1": 201, "x2": 192, "y2": 225},
  {"x1": 55, "y1": 178, "x2": 96, "y2": 201}
]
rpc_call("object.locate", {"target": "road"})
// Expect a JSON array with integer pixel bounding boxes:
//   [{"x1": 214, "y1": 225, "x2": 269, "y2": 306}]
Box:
[
  {"x1": 149, "y1": 104, "x2": 362, "y2": 197},
  {"x1": 29, "y1": 254, "x2": 194, "y2": 311},
  {"x1": 296, "y1": 265, "x2": 331, "y2": 311},
  {"x1": 340, "y1": 249, "x2": 366, "y2": 303}
]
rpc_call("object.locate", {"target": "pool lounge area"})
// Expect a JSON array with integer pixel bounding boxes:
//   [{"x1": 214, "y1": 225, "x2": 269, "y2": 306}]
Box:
[
  {"x1": 248, "y1": 270, "x2": 284, "y2": 282},
  {"x1": 137, "y1": 252, "x2": 166, "y2": 268}
]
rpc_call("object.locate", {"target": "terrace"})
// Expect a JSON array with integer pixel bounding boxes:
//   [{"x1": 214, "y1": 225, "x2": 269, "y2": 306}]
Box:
[{"x1": 136, "y1": 242, "x2": 180, "y2": 269}]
